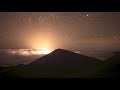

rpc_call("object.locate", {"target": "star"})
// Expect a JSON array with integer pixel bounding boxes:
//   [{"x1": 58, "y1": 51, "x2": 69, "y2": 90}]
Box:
[
  {"x1": 50, "y1": 13, "x2": 54, "y2": 16},
  {"x1": 28, "y1": 18, "x2": 31, "y2": 21}
]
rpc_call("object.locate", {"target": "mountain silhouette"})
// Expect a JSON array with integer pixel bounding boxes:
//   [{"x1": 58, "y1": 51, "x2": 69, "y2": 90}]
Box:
[
  {"x1": 112, "y1": 51, "x2": 120, "y2": 55},
  {"x1": 26, "y1": 48, "x2": 102, "y2": 77},
  {"x1": 1, "y1": 49, "x2": 120, "y2": 78},
  {"x1": 90, "y1": 52, "x2": 120, "y2": 78}
]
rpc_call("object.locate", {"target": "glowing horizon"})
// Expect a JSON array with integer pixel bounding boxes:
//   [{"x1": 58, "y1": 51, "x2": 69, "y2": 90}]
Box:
[{"x1": 7, "y1": 49, "x2": 53, "y2": 56}]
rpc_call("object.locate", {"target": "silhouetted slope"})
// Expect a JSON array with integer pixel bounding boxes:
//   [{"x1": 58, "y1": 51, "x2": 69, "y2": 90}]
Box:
[
  {"x1": 91, "y1": 54, "x2": 120, "y2": 78},
  {"x1": 26, "y1": 49, "x2": 102, "y2": 77},
  {"x1": 0, "y1": 65, "x2": 35, "y2": 78}
]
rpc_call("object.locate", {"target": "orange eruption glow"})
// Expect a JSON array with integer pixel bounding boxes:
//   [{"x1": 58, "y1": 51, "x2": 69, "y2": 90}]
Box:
[
  {"x1": 38, "y1": 49, "x2": 52, "y2": 54},
  {"x1": 31, "y1": 49, "x2": 53, "y2": 55}
]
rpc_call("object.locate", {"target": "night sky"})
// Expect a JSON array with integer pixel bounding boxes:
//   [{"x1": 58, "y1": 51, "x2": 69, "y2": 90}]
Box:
[{"x1": 0, "y1": 12, "x2": 120, "y2": 52}]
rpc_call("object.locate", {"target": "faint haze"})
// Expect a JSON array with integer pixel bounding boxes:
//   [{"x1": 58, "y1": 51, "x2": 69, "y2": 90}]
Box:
[{"x1": 0, "y1": 12, "x2": 120, "y2": 51}]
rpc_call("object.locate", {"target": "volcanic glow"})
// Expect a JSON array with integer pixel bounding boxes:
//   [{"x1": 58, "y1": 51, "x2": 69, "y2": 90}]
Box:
[
  {"x1": 40, "y1": 49, "x2": 52, "y2": 54},
  {"x1": 31, "y1": 49, "x2": 53, "y2": 55}
]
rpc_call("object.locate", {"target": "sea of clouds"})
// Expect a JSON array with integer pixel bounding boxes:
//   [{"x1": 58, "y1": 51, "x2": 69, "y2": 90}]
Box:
[
  {"x1": 0, "y1": 49, "x2": 114, "y2": 67},
  {"x1": 0, "y1": 49, "x2": 44, "y2": 66}
]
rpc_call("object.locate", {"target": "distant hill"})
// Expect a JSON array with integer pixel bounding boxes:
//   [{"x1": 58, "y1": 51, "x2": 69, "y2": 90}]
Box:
[
  {"x1": 90, "y1": 52, "x2": 120, "y2": 78},
  {"x1": 26, "y1": 49, "x2": 102, "y2": 78},
  {"x1": 112, "y1": 51, "x2": 120, "y2": 55}
]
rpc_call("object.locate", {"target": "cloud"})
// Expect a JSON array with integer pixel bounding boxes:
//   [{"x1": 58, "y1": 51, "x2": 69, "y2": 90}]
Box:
[{"x1": 0, "y1": 49, "x2": 44, "y2": 66}]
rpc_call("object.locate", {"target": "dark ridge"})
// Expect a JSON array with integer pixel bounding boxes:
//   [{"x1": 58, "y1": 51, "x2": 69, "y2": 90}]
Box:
[
  {"x1": 91, "y1": 54, "x2": 120, "y2": 78},
  {"x1": 112, "y1": 51, "x2": 120, "y2": 55},
  {"x1": 26, "y1": 48, "x2": 102, "y2": 77},
  {"x1": 52, "y1": 48, "x2": 73, "y2": 53},
  {"x1": 28, "y1": 48, "x2": 102, "y2": 65},
  {"x1": 50, "y1": 48, "x2": 82, "y2": 56}
]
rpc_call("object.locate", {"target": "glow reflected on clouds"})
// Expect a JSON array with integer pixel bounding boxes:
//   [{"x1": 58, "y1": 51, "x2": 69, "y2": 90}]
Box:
[{"x1": 7, "y1": 49, "x2": 53, "y2": 56}]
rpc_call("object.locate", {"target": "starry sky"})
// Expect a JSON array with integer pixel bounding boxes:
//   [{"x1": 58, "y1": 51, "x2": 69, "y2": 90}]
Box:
[{"x1": 0, "y1": 12, "x2": 120, "y2": 52}]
